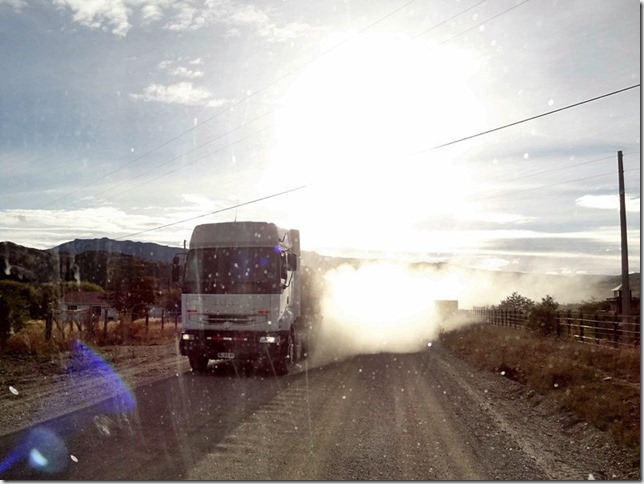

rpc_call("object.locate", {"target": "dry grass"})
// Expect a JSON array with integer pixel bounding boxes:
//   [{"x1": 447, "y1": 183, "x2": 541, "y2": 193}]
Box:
[
  {"x1": 2, "y1": 318, "x2": 178, "y2": 357},
  {"x1": 440, "y1": 323, "x2": 640, "y2": 450}
]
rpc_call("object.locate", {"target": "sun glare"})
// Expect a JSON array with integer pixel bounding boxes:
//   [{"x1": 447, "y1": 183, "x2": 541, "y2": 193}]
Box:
[{"x1": 269, "y1": 32, "x2": 485, "y2": 255}]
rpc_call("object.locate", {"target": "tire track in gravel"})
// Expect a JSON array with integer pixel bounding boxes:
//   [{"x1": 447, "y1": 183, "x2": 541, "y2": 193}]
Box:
[{"x1": 186, "y1": 350, "x2": 543, "y2": 480}]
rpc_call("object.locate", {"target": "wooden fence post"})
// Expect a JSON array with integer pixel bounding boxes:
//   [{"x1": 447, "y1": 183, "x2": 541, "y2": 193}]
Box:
[
  {"x1": 613, "y1": 319, "x2": 619, "y2": 347},
  {"x1": 555, "y1": 311, "x2": 560, "y2": 338}
]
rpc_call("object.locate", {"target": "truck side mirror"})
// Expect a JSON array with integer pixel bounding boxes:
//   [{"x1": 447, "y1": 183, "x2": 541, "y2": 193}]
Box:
[
  {"x1": 288, "y1": 252, "x2": 298, "y2": 271},
  {"x1": 280, "y1": 252, "x2": 288, "y2": 280},
  {"x1": 172, "y1": 254, "x2": 185, "y2": 284}
]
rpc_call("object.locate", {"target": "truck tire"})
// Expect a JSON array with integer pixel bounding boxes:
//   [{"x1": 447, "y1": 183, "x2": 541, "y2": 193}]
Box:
[
  {"x1": 189, "y1": 355, "x2": 209, "y2": 372},
  {"x1": 274, "y1": 330, "x2": 295, "y2": 375}
]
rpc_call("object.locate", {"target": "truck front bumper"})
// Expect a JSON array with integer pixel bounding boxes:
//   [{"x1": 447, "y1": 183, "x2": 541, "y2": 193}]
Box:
[{"x1": 179, "y1": 330, "x2": 286, "y2": 360}]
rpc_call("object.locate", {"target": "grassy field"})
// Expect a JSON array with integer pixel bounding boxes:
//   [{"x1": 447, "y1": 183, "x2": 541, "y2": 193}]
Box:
[
  {"x1": 440, "y1": 323, "x2": 640, "y2": 450},
  {"x1": 2, "y1": 318, "x2": 178, "y2": 357}
]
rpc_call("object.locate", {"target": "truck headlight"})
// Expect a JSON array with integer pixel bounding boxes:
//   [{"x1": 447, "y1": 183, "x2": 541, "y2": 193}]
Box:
[
  {"x1": 259, "y1": 336, "x2": 278, "y2": 344},
  {"x1": 181, "y1": 333, "x2": 196, "y2": 341}
]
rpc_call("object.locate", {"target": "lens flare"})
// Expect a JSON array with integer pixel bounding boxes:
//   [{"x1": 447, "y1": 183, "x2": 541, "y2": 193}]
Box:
[
  {"x1": 0, "y1": 341, "x2": 137, "y2": 476},
  {"x1": 69, "y1": 340, "x2": 136, "y2": 413}
]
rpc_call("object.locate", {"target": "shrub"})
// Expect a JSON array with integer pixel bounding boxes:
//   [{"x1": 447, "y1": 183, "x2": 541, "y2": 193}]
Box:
[
  {"x1": 527, "y1": 295, "x2": 559, "y2": 336},
  {"x1": 0, "y1": 280, "x2": 38, "y2": 345}
]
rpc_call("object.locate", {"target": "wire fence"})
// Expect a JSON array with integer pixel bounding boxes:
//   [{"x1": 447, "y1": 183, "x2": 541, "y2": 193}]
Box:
[{"x1": 468, "y1": 309, "x2": 640, "y2": 348}]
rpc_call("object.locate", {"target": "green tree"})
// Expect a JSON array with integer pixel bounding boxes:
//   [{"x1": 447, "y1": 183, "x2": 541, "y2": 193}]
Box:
[
  {"x1": 60, "y1": 281, "x2": 105, "y2": 294},
  {"x1": 106, "y1": 257, "x2": 156, "y2": 323},
  {"x1": 527, "y1": 295, "x2": 559, "y2": 336},
  {"x1": 0, "y1": 280, "x2": 37, "y2": 346},
  {"x1": 497, "y1": 292, "x2": 534, "y2": 313}
]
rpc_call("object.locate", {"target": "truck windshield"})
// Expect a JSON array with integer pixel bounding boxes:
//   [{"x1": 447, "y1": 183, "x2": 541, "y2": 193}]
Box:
[{"x1": 183, "y1": 247, "x2": 281, "y2": 294}]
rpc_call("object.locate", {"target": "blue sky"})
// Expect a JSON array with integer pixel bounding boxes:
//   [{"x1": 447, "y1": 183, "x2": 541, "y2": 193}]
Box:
[{"x1": 0, "y1": 0, "x2": 640, "y2": 275}]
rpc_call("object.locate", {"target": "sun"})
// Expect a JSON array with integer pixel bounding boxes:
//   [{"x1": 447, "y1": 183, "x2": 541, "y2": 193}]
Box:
[{"x1": 267, "y1": 32, "x2": 485, "y2": 253}]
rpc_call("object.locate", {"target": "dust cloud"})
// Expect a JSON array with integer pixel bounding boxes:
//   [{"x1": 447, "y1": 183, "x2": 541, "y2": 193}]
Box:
[{"x1": 306, "y1": 260, "x2": 607, "y2": 368}]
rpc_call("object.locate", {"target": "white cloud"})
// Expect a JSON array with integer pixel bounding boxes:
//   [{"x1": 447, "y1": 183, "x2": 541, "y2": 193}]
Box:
[
  {"x1": 157, "y1": 59, "x2": 173, "y2": 70},
  {"x1": 51, "y1": 0, "x2": 310, "y2": 41},
  {"x1": 0, "y1": 206, "x2": 199, "y2": 249},
  {"x1": 158, "y1": 59, "x2": 204, "y2": 79},
  {"x1": 140, "y1": 3, "x2": 165, "y2": 24},
  {"x1": 223, "y1": 5, "x2": 310, "y2": 42},
  {"x1": 170, "y1": 66, "x2": 204, "y2": 79},
  {"x1": 129, "y1": 82, "x2": 227, "y2": 107},
  {"x1": 54, "y1": 0, "x2": 132, "y2": 37},
  {"x1": 163, "y1": 2, "x2": 204, "y2": 32},
  {"x1": 575, "y1": 194, "x2": 640, "y2": 212}
]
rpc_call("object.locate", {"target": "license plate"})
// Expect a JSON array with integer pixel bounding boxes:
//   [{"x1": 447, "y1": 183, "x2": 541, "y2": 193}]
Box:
[{"x1": 217, "y1": 352, "x2": 235, "y2": 359}]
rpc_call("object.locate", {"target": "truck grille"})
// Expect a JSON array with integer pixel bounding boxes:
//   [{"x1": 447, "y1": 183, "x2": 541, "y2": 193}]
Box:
[{"x1": 206, "y1": 313, "x2": 255, "y2": 324}]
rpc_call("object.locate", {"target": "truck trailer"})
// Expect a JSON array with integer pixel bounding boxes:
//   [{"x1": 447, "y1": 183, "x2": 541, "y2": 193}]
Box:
[{"x1": 173, "y1": 221, "x2": 309, "y2": 374}]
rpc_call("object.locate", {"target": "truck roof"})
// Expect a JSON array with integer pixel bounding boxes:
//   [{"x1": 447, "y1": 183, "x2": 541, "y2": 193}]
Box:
[{"x1": 189, "y1": 221, "x2": 299, "y2": 252}]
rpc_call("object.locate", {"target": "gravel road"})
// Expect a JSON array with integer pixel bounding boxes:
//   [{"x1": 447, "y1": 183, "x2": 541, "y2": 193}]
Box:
[{"x1": 0, "y1": 342, "x2": 638, "y2": 479}]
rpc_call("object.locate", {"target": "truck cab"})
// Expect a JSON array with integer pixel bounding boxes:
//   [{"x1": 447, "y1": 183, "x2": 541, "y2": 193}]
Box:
[{"x1": 173, "y1": 221, "x2": 304, "y2": 374}]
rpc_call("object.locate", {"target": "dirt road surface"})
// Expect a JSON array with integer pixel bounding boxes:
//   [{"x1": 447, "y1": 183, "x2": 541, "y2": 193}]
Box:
[{"x1": 0, "y1": 342, "x2": 638, "y2": 479}]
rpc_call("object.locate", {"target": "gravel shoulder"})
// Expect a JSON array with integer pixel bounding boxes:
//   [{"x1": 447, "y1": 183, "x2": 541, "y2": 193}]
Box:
[
  {"x1": 0, "y1": 340, "x2": 190, "y2": 437},
  {"x1": 429, "y1": 344, "x2": 640, "y2": 480}
]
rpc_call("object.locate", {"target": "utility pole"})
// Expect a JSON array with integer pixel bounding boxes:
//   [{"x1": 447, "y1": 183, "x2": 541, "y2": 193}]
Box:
[{"x1": 617, "y1": 151, "x2": 632, "y2": 339}]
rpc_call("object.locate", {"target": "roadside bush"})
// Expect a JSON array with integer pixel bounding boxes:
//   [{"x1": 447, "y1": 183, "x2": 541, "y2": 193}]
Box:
[
  {"x1": 0, "y1": 280, "x2": 38, "y2": 345},
  {"x1": 527, "y1": 295, "x2": 559, "y2": 336},
  {"x1": 2, "y1": 320, "x2": 71, "y2": 356}
]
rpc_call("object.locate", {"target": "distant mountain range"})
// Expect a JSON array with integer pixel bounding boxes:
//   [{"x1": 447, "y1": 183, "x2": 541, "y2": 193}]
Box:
[{"x1": 51, "y1": 238, "x2": 183, "y2": 264}]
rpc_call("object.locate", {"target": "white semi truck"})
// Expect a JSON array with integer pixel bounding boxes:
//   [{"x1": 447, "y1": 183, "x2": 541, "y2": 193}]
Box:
[{"x1": 173, "y1": 221, "x2": 312, "y2": 374}]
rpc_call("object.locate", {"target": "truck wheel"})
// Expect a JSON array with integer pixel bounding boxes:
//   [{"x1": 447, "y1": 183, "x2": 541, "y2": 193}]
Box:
[
  {"x1": 274, "y1": 331, "x2": 294, "y2": 375},
  {"x1": 189, "y1": 355, "x2": 209, "y2": 372}
]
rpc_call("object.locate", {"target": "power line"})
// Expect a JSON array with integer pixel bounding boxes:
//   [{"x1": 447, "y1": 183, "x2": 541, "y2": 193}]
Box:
[
  {"x1": 86, "y1": 0, "x2": 529, "y2": 206},
  {"x1": 430, "y1": 84, "x2": 640, "y2": 150},
  {"x1": 104, "y1": 126, "x2": 272, "y2": 202},
  {"x1": 470, "y1": 167, "x2": 640, "y2": 203},
  {"x1": 114, "y1": 82, "x2": 640, "y2": 239},
  {"x1": 413, "y1": 0, "x2": 487, "y2": 39},
  {"x1": 437, "y1": 0, "x2": 529, "y2": 44},
  {"x1": 44, "y1": 1, "x2": 417, "y2": 210},
  {"x1": 114, "y1": 184, "x2": 308, "y2": 241},
  {"x1": 486, "y1": 151, "x2": 640, "y2": 184},
  {"x1": 52, "y1": 0, "x2": 530, "y2": 211}
]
